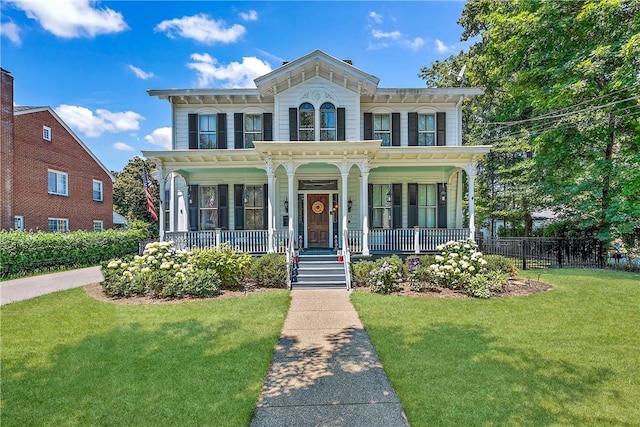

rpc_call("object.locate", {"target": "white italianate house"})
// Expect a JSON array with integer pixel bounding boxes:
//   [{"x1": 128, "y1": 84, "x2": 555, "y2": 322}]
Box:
[{"x1": 143, "y1": 50, "x2": 491, "y2": 257}]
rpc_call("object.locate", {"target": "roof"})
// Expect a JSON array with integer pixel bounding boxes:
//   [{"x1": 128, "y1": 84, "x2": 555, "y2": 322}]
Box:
[{"x1": 14, "y1": 106, "x2": 115, "y2": 182}]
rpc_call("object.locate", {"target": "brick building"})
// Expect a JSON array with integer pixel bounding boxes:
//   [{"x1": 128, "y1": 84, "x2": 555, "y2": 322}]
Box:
[{"x1": 1, "y1": 68, "x2": 114, "y2": 231}]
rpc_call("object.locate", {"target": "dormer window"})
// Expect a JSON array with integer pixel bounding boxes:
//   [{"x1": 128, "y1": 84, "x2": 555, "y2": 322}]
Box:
[{"x1": 43, "y1": 126, "x2": 51, "y2": 141}]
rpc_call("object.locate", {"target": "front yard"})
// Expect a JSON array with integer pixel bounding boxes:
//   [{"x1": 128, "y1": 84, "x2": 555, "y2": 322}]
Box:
[
  {"x1": 1, "y1": 288, "x2": 290, "y2": 426},
  {"x1": 351, "y1": 268, "x2": 640, "y2": 426}
]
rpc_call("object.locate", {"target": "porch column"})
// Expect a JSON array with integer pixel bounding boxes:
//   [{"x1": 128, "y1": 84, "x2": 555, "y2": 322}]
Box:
[
  {"x1": 466, "y1": 160, "x2": 478, "y2": 240},
  {"x1": 265, "y1": 157, "x2": 275, "y2": 253},
  {"x1": 286, "y1": 162, "x2": 296, "y2": 244},
  {"x1": 360, "y1": 158, "x2": 370, "y2": 256},
  {"x1": 341, "y1": 170, "x2": 349, "y2": 249}
]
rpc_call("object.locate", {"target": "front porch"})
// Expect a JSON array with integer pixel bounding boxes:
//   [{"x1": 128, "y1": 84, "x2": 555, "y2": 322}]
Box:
[{"x1": 164, "y1": 227, "x2": 469, "y2": 254}]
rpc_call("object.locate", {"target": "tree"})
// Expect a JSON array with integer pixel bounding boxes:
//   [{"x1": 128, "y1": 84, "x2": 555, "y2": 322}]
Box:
[
  {"x1": 421, "y1": 0, "x2": 640, "y2": 242},
  {"x1": 113, "y1": 157, "x2": 160, "y2": 232}
]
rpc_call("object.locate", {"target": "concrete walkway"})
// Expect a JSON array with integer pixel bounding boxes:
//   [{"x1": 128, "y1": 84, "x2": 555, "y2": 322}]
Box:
[
  {"x1": 251, "y1": 289, "x2": 409, "y2": 427},
  {"x1": 0, "y1": 266, "x2": 103, "y2": 305}
]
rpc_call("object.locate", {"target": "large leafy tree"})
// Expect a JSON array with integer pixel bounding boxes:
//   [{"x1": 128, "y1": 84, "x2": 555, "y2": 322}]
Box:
[
  {"x1": 422, "y1": 0, "x2": 640, "y2": 241},
  {"x1": 113, "y1": 156, "x2": 159, "y2": 225}
]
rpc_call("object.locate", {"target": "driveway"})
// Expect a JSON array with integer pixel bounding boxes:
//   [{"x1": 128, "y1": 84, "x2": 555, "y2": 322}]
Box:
[{"x1": 1, "y1": 266, "x2": 103, "y2": 305}]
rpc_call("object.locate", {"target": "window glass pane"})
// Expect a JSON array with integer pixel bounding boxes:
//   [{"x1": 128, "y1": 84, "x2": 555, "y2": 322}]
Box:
[
  {"x1": 426, "y1": 208, "x2": 436, "y2": 227},
  {"x1": 427, "y1": 184, "x2": 436, "y2": 206},
  {"x1": 373, "y1": 185, "x2": 382, "y2": 206},
  {"x1": 48, "y1": 172, "x2": 55, "y2": 193},
  {"x1": 320, "y1": 130, "x2": 336, "y2": 141},
  {"x1": 418, "y1": 208, "x2": 426, "y2": 227},
  {"x1": 418, "y1": 185, "x2": 427, "y2": 206},
  {"x1": 199, "y1": 134, "x2": 216, "y2": 149},
  {"x1": 426, "y1": 114, "x2": 435, "y2": 131},
  {"x1": 419, "y1": 133, "x2": 435, "y2": 146}
]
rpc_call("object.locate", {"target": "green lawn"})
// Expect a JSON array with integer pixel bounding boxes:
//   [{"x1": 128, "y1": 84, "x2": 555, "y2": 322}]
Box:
[
  {"x1": 1, "y1": 288, "x2": 290, "y2": 427},
  {"x1": 351, "y1": 269, "x2": 640, "y2": 426}
]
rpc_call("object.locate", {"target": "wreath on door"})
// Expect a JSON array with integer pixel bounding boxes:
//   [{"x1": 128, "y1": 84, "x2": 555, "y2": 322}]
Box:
[{"x1": 312, "y1": 201, "x2": 325, "y2": 214}]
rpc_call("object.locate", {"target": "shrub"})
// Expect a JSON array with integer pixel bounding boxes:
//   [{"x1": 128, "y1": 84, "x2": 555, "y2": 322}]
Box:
[
  {"x1": 101, "y1": 241, "x2": 221, "y2": 299},
  {"x1": 248, "y1": 253, "x2": 287, "y2": 288},
  {"x1": 484, "y1": 255, "x2": 519, "y2": 277},
  {"x1": 351, "y1": 260, "x2": 378, "y2": 287},
  {"x1": 428, "y1": 240, "x2": 488, "y2": 290},
  {"x1": 190, "y1": 244, "x2": 251, "y2": 290},
  {"x1": 1, "y1": 229, "x2": 145, "y2": 279},
  {"x1": 368, "y1": 261, "x2": 402, "y2": 294}
]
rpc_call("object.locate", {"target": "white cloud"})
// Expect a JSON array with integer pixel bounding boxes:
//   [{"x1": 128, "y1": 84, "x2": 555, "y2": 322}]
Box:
[
  {"x1": 0, "y1": 21, "x2": 21, "y2": 44},
  {"x1": 8, "y1": 0, "x2": 127, "y2": 38},
  {"x1": 369, "y1": 11, "x2": 383, "y2": 24},
  {"x1": 155, "y1": 14, "x2": 245, "y2": 44},
  {"x1": 144, "y1": 127, "x2": 172, "y2": 149},
  {"x1": 406, "y1": 37, "x2": 425, "y2": 50},
  {"x1": 239, "y1": 10, "x2": 258, "y2": 22},
  {"x1": 127, "y1": 65, "x2": 154, "y2": 80},
  {"x1": 371, "y1": 29, "x2": 402, "y2": 40},
  {"x1": 435, "y1": 39, "x2": 455, "y2": 54},
  {"x1": 55, "y1": 105, "x2": 144, "y2": 137},
  {"x1": 187, "y1": 54, "x2": 272, "y2": 88},
  {"x1": 113, "y1": 142, "x2": 134, "y2": 151}
]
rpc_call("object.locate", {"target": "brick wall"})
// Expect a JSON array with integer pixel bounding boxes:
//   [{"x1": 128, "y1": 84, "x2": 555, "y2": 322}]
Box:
[
  {"x1": 13, "y1": 110, "x2": 114, "y2": 231},
  {"x1": 0, "y1": 68, "x2": 14, "y2": 230}
]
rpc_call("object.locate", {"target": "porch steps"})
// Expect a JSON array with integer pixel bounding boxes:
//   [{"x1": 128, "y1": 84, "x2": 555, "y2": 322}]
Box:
[{"x1": 293, "y1": 253, "x2": 347, "y2": 289}]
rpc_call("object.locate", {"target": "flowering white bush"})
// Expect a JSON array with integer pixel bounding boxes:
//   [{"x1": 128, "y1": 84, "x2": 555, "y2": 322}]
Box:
[
  {"x1": 101, "y1": 241, "x2": 220, "y2": 298},
  {"x1": 368, "y1": 261, "x2": 402, "y2": 294}
]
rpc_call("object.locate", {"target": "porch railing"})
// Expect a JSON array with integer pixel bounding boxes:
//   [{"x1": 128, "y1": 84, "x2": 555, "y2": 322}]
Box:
[
  {"x1": 347, "y1": 228, "x2": 470, "y2": 253},
  {"x1": 165, "y1": 227, "x2": 470, "y2": 254}
]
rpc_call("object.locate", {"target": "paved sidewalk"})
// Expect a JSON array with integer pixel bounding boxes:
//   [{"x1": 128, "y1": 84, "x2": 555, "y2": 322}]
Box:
[
  {"x1": 0, "y1": 266, "x2": 103, "y2": 305},
  {"x1": 251, "y1": 289, "x2": 409, "y2": 427}
]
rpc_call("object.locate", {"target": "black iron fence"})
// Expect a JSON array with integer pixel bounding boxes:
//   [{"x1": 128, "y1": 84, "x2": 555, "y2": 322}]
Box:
[{"x1": 478, "y1": 237, "x2": 605, "y2": 270}]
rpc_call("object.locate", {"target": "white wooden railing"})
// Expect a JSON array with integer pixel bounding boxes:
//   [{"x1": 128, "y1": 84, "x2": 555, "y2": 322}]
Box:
[{"x1": 165, "y1": 227, "x2": 470, "y2": 254}]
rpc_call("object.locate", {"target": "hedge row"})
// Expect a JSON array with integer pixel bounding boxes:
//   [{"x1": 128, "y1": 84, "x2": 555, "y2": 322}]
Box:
[{"x1": 0, "y1": 229, "x2": 146, "y2": 278}]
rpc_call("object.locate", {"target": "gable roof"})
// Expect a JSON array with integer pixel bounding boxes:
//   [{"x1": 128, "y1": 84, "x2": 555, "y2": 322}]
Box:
[
  {"x1": 253, "y1": 49, "x2": 380, "y2": 96},
  {"x1": 14, "y1": 106, "x2": 114, "y2": 182}
]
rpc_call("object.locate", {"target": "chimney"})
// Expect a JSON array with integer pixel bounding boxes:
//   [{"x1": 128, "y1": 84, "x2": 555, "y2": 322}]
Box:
[{"x1": 1, "y1": 68, "x2": 15, "y2": 230}]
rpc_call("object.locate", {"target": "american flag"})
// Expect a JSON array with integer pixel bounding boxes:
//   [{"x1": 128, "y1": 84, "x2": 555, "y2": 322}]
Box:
[{"x1": 142, "y1": 166, "x2": 158, "y2": 221}]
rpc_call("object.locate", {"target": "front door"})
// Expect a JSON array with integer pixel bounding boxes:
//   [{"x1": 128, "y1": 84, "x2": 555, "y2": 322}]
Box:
[{"x1": 307, "y1": 194, "x2": 330, "y2": 248}]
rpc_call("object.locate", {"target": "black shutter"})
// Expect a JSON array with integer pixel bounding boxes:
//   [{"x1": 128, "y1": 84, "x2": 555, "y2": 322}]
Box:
[
  {"x1": 263, "y1": 113, "x2": 273, "y2": 141},
  {"x1": 289, "y1": 108, "x2": 298, "y2": 141},
  {"x1": 408, "y1": 112, "x2": 418, "y2": 146},
  {"x1": 188, "y1": 114, "x2": 198, "y2": 149},
  {"x1": 368, "y1": 184, "x2": 373, "y2": 229},
  {"x1": 337, "y1": 107, "x2": 346, "y2": 140},
  {"x1": 234, "y1": 113, "x2": 244, "y2": 149},
  {"x1": 391, "y1": 113, "x2": 400, "y2": 146},
  {"x1": 262, "y1": 183, "x2": 268, "y2": 230},
  {"x1": 392, "y1": 183, "x2": 402, "y2": 229},
  {"x1": 407, "y1": 183, "x2": 418, "y2": 227},
  {"x1": 188, "y1": 184, "x2": 199, "y2": 231},
  {"x1": 436, "y1": 112, "x2": 446, "y2": 146},
  {"x1": 234, "y1": 184, "x2": 244, "y2": 230},
  {"x1": 363, "y1": 113, "x2": 373, "y2": 140},
  {"x1": 437, "y1": 183, "x2": 447, "y2": 228},
  {"x1": 217, "y1": 113, "x2": 227, "y2": 149},
  {"x1": 218, "y1": 184, "x2": 228, "y2": 230}
]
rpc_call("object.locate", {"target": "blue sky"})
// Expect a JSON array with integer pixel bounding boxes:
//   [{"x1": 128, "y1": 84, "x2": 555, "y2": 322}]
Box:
[{"x1": 1, "y1": 1, "x2": 470, "y2": 173}]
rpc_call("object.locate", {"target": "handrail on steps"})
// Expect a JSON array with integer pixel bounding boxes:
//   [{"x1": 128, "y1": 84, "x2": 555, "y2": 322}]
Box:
[
  {"x1": 342, "y1": 230, "x2": 352, "y2": 290},
  {"x1": 286, "y1": 228, "x2": 297, "y2": 290}
]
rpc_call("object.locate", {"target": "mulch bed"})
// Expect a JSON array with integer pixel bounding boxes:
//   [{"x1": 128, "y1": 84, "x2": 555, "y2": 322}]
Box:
[{"x1": 85, "y1": 278, "x2": 552, "y2": 305}]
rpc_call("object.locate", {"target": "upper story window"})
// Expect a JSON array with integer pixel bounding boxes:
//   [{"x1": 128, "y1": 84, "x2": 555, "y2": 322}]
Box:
[
  {"x1": 373, "y1": 114, "x2": 391, "y2": 146},
  {"x1": 244, "y1": 114, "x2": 262, "y2": 148},
  {"x1": 320, "y1": 102, "x2": 336, "y2": 141},
  {"x1": 418, "y1": 114, "x2": 436, "y2": 146},
  {"x1": 43, "y1": 126, "x2": 51, "y2": 141},
  {"x1": 48, "y1": 169, "x2": 68, "y2": 196},
  {"x1": 188, "y1": 113, "x2": 227, "y2": 150},
  {"x1": 298, "y1": 103, "x2": 315, "y2": 141},
  {"x1": 93, "y1": 180, "x2": 103, "y2": 201},
  {"x1": 48, "y1": 218, "x2": 69, "y2": 232},
  {"x1": 199, "y1": 114, "x2": 217, "y2": 149}
]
